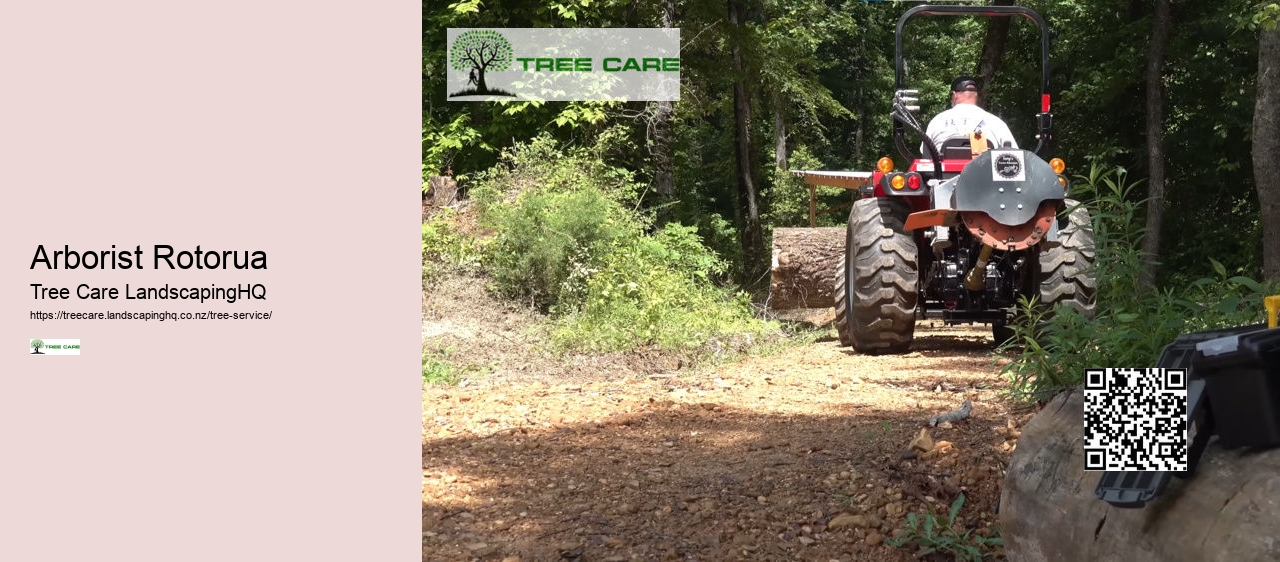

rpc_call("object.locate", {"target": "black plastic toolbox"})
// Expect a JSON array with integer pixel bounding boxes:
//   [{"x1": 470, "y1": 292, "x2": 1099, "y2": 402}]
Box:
[
  {"x1": 1192, "y1": 327, "x2": 1280, "y2": 449},
  {"x1": 1094, "y1": 323, "x2": 1269, "y2": 508},
  {"x1": 1158, "y1": 323, "x2": 1268, "y2": 370}
]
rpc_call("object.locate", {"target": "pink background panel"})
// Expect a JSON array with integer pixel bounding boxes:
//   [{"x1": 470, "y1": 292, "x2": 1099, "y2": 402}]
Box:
[{"x1": 0, "y1": 2, "x2": 421, "y2": 560}]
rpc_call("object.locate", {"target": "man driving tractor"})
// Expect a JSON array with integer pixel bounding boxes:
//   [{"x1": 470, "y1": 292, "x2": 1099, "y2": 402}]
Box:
[
  {"x1": 923, "y1": 76, "x2": 1018, "y2": 251},
  {"x1": 924, "y1": 76, "x2": 1017, "y2": 151}
]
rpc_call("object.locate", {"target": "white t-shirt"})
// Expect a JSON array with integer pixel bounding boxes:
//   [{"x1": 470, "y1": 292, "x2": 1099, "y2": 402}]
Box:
[{"x1": 921, "y1": 103, "x2": 1017, "y2": 155}]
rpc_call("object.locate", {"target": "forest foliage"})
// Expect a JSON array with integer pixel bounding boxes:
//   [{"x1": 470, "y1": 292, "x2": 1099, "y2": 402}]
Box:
[
  {"x1": 429, "y1": 0, "x2": 1278, "y2": 281},
  {"x1": 425, "y1": 0, "x2": 1280, "y2": 394}
]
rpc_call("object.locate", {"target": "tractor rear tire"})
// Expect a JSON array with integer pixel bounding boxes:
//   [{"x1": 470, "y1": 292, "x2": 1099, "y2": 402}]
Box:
[
  {"x1": 833, "y1": 197, "x2": 918, "y2": 354},
  {"x1": 1038, "y1": 198, "x2": 1096, "y2": 318},
  {"x1": 833, "y1": 254, "x2": 855, "y2": 347}
]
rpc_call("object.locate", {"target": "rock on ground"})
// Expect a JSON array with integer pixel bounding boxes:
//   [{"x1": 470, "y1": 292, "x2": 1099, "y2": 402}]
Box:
[{"x1": 1000, "y1": 389, "x2": 1280, "y2": 562}]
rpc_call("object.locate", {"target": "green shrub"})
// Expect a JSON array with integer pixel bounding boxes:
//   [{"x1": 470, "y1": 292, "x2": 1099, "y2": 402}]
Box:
[
  {"x1": 549, "y1": 223, "x2": 776, "y2": 354},
  {"x1": 471, "y1": 134, "x2": 778, "y2": 358},
  {"x1": 484, "y1": 187, "x2": 637, "y2": 311},
  {"x1": 1001, "y1": 164, "x2": 1280, "y2": 401},
  {"x1": 422, "y1": 207, "x2": 485, "y2": 281},
  {"x1": 470, "y1": 135, "x2": 647, "y2": 311},
  {"x1": 469, "y1": 134, "x2": 645, "y2": 216}
]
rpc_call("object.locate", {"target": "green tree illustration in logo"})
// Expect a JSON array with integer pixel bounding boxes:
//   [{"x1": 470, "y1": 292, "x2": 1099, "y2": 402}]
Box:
[
  {"x1": 30, "y1": 339, "x2": 45, "y2": 354},
  {"x1": 449, "y1": 30, "x2": 515, "y2": 97}
]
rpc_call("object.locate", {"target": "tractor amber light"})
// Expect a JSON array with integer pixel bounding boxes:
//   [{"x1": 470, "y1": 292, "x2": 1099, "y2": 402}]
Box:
[
  {"x1": 890, "y1": 174, "x2": 906, "y2": 190},
  {"x1": 1049, "y1": 158, "x2": 1066, "y2": 174},
  {"x1": 906, "y1": 173, "x2": 921, "y2": 190},
  {"x1": 1058, "y1": 175, "x2": 1068, "y2": 188},
  {"x1": 877, "y1": 157, "x2": 894, "y2": 174}
]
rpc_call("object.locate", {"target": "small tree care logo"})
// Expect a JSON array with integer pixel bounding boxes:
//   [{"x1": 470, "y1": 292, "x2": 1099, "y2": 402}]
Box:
[
  {"x1": 29, "y1": 338, "x2": 80, "y2": 355},
  {"x1": 992, "y1": 151, "x2": 1026, "y2": 182},
  {"x1": 449, "y1": 30, "x2": 516, "y2": 98}
]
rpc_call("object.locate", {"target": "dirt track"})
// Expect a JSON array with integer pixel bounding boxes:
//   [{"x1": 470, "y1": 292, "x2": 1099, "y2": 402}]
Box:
[{"x1": 423, "y1": 275, "x2": 1030, "y2": 561}]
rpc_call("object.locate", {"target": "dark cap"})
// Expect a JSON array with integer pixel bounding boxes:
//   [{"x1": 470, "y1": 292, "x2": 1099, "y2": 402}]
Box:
[{"x1": 951, "y1": 76, "x2": 978, "y2": 92}]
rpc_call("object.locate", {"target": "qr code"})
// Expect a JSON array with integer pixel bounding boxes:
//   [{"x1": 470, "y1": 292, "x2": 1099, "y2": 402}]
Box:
[{"x1": 1083, "y1": 368, "x2": 1189, "y2": 472}]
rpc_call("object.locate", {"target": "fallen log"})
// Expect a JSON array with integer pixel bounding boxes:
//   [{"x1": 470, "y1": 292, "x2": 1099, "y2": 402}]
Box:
[
  {"x1": 999, "y1": 389, "x2": 1280, "y2": 562},
  {"x1": 768, "y1": 227, "x2": 843, "y2": 310}
]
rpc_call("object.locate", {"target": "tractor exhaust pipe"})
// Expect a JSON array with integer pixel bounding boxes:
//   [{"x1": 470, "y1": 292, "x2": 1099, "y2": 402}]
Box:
[{"x1": 964, "y1": 244, "x2": 994, "y2": 291}]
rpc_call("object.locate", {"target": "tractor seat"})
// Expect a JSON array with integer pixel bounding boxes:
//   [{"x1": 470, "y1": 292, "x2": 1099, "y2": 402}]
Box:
[{"x1": 940, "y1": 138, "x2": 973, "y2": 160}]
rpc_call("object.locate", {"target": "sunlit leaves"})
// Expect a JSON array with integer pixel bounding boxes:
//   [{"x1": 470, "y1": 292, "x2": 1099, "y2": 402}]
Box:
[{"x1": 447, "y1": 0, "x2": 482, "y2": 15}]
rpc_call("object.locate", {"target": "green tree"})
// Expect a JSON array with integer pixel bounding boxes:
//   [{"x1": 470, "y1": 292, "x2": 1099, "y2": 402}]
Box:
[
  {"x1": 30, "y1": 339, "x2": 44, "y2": 354},
  {"x1": 1140, "y1": 0, "x2": 1173, "y2": 288},
  {"x1": 1253, "y1": 3, "x2": 1280, "y2": 279},
  {"x1": 727, "y1": 0, "x2": 765, "y2": 283}
]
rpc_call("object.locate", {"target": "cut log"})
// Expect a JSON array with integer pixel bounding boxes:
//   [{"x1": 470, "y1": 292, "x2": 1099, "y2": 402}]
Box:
[
  {"x1": 768, "y1": 227, "x2": 843, "y2": 310},
  {"x1": 1000, "y1": 389, "x2": 1280, "y2": 562}
]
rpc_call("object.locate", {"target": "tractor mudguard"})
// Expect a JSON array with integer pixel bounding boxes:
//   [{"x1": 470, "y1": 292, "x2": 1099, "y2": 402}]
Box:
[{"x1": 953, "y1": 149, "x2": 1064, "y2": 226}]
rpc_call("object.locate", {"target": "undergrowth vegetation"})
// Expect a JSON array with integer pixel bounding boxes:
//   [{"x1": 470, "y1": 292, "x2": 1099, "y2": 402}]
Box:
[
  {"x1": 1001, "y1": 164, "x2": 1280, "y2": 401},
  {"x1": 422, "y1": 349, "x2": 491, "y2": 385},
  {"x1": 422, "y1": 206, "x2": 485, "y2": 282},
  {"x1": 428, "y1": 135, "x2": 779, "y2": 361},
  {"x1": 887, "y1": 494, "x2": 1002, "y2": 561}
]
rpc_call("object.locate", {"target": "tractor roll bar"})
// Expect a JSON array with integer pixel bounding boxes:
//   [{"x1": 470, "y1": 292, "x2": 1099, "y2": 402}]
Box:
[{"x1": 893, "y1": 5, "x2": 1053, "y2": 159}]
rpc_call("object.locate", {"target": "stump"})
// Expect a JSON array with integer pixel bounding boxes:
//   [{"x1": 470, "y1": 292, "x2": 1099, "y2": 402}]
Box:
[
  {"x1": 1000, "y1": 389, "x2": 1280, "y2": 562},
  {"x1": 424, "y1": 176, "x2": 459, "y2": 222},
  {"x1": 427, "y1": 176, "x2": 458, "y2": 203},
  {"x1": 768, "y1": 227, "x2": 844, "y2": 310}
]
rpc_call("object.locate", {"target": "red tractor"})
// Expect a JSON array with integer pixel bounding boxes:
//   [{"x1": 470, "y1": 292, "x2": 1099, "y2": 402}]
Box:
[{"x1": 804, "y1": 5, "x2": 1096, "y2": 354}]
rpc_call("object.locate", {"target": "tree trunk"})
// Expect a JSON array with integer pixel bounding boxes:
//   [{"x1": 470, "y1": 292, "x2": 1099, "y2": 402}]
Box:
[
  {"x1": 768, "y1": 227, "x2": 844, "y2": 310},
  {"x1": 854, "y1": 125, "x2": 863, "y2": 162},
  {"x1": 477, "y1": 68, "x2": 488, "y2": 93},
  {"x1": 854, "y1": 87, "x2": 864, "y2": 160},
  {"x1": 1255, "y1": 26, "x2": 1280, "y2": 281},
  {"x1": 1139, "y1": 0, "x2": 1171, "y2": 288},
  {"x1": 774, "y1": 98, "x2": 787, "y2": 170},
  {"x1": 729, "y1": 0, "x2": 765, "y2": 281},
  {"x1": 974, "y1": 0, "x2": 1014, "y2": 92},
  {"x1": 652, "y1": 0, "x2": 677, "y2": 206},
  {"x1": 1001, "y1": 389, "x2": 1280, "y2": 561}
]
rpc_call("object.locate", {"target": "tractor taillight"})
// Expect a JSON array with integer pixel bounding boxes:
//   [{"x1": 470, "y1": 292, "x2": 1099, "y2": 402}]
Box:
[
  {"x1": 1050, "y1": 158, "x2": 1066, "y2": 174},
  {"x1": 906, "y1": 173, "x2": 921, "y2": 190},
  {"x1": 890, "y1": 174, "x2": 906, "y2": 190}
]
